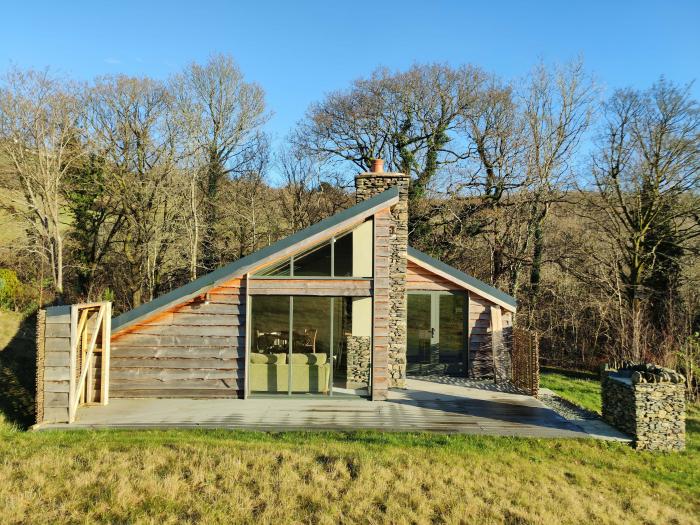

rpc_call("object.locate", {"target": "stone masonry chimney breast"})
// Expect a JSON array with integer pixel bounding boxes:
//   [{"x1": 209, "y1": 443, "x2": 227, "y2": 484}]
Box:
[{"x1": 355, "y1": 162, "x2": 409, "y2": 389}]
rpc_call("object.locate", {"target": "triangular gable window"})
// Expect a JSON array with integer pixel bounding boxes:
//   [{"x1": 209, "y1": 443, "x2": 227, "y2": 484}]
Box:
[
  {"x1": 253, "y1": 219, "x2": 373, "y2": 278},
  {"x1": 294, "y1": 241, "x2": 332, "y2": 276}
]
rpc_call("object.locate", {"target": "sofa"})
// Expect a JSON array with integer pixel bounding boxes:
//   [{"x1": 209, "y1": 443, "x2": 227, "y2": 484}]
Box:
[{"x1": 249, "y1": 352, "x2": 331, "y2": 393}]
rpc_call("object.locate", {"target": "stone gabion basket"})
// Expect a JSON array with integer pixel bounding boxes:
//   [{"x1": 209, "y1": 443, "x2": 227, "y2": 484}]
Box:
[{"x1": 602, "y1": 363, "x2": 686, "y2": 451}]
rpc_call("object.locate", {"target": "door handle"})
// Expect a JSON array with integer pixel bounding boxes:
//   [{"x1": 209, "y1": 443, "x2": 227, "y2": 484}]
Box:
[{"x1": 431, "y1": 327, "x2": 435, "y2": 338}]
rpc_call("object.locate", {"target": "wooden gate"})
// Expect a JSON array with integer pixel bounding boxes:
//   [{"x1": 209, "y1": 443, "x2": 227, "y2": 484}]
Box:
[{"x1": 68, "y1": 302, "x2": 112, "y2": 422}]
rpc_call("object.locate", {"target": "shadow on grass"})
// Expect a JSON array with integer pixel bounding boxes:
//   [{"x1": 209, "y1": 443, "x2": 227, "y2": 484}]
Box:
[{"x1": 0, "y1": 312, "x2": 37, "y2": 430}]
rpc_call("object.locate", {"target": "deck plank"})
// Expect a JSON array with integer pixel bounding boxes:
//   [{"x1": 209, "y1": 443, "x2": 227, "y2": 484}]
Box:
[{"x1": 39, "y1": 378, "x2": 630, "y2": 441}]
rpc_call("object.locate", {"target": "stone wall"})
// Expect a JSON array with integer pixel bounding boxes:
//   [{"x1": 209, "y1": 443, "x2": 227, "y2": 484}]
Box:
[
  {"x1": 356, "y1": 171, "x2": 410, "y2": 389},
  {"x1": 602, "y1": 365, "x2": 686, "y2": 451},
  {"x1": 345, "y1": 335, "x2": 371, "y2": 388}
]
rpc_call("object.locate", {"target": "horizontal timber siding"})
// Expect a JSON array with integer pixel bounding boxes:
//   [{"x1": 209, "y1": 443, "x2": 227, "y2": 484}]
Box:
[
  {"x1": 407, "y1": 261, "x2": 461, "y2": 291},
  {"x1": 39, "y1": 305, "x2": 72, "y2": 423},
  {"x1": 469, "y1": 294, "x2": 512, "y2": 379},
  {"x1": 110, "y1": 279, "x2": 246, "y2": 398}
]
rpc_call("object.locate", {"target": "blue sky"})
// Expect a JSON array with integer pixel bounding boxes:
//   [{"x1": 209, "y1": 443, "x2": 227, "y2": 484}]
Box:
[{"x1": 2, "y1": 0, "x2": 698, "y2": 145}]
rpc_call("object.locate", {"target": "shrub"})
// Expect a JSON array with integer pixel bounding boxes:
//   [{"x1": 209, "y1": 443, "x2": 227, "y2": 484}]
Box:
[
  {"x1": 0, "y1": 269, "x2": 21, "y2": 311},
  {"x1": 0, "y1": 269, "x2": 38, "y2": 312}
]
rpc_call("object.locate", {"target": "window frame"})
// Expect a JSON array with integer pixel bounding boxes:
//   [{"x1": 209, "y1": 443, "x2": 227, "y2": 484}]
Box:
[{"x1": 250, "y1": 220, "x2": 373, "y2": 280}]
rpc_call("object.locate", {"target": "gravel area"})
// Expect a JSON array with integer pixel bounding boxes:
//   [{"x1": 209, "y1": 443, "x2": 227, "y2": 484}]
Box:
[
  {"x1": 410, "y1": 375, "x2": 523, "y2": 394},
  {"x1": 412, "y1": 375, "x2": 601, "y2": 421},
  {"x1": 538, "y1": 389, "x2": 600, "y2": 421}
]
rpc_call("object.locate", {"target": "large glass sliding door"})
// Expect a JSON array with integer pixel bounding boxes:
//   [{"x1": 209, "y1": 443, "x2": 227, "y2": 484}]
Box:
[
  {"x1": 249, "y1": 295, "x2": 371, "y2": 397},
  {"x1": 291, "y1": 297, "x2": 332, "y2": 394},
  {"x1": 407, "y1": 292, "x2": 468, "y2": 376},
  {"x1": 333, "y1": 297, "x2": 371, "y2": 395},
  {"x1": 250, "y1": 296, "x2": 290, "y2": 394}
]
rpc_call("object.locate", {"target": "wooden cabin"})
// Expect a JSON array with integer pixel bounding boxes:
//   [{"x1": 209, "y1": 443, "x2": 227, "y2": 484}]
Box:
[{"x1": 108, "y1": 162, "x2": 516, "y2": 401}]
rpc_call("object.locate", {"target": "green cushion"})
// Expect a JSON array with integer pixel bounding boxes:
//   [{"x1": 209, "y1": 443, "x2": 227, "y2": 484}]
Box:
[
  {"x1": 289, "y1": 353, "x2": 327, "y2": 365},
  {"x1": 250, "y1": 352, "x2": 286, "y2": 364},
  {"x1": 250, "y1": 363, "x2": 289, "y2": 392},
  {"x1": 249, "y1": 363, "x2": 331, "y2": 393}
]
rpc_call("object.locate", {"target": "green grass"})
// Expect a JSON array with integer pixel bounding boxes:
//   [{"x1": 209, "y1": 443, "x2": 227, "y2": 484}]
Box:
[
  {"x1": 1, "y1": 420, "x2": 699, "y2": 524},
  {"x1": 1, "y1": 315, "x2": 699, "y2": 523},
  {"x1": 540, "y1": 370, "x2": 602, "y2": 414}
]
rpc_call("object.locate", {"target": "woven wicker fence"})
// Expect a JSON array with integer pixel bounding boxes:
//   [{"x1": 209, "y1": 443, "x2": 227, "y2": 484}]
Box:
[{"x1": 511, "y1": 327, "x2": 540, "y2": 397}]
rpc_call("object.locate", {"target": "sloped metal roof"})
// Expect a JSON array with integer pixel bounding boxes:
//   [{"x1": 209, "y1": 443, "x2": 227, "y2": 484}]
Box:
[
  {"x1": 112, "y1": 185, "x2": 517, "y2": 332},
  {"x1": 112, "y1": 187, "x2": 400, "y2": 332}
]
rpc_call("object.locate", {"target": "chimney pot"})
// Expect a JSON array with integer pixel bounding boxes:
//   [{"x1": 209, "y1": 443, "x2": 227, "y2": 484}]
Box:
[{"x1": 371, "y1": 158, "x2": 384, "y2": 173}]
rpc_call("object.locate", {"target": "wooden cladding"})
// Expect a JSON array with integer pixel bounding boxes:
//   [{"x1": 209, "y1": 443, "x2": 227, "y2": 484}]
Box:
[
  {"x1": 371, "y1": 209, "x2": 392, "y2": 400},
  {"x1": 248, "y1": 278, "x2": 371, "y2": 296},
  {"x1": 408, "y1": 258, "x2": 513, "y2": 380},
  {"x1": 36, "y1": 303, "x2": 112, "y2": 425},
  {"x1": 110, "y1": 279, "x2": 246, "y2": 398},
  {"x1": 38, "y1": 306, "x2": 71, "y2": 424},
  {"x1": 407, "y1": 260, "x2": 461, "y2": 291},
  {"x1": 469, "y1": 295, "x2": 495, "y2": 379},
  {"x1": 468, "y1": 295, "x2": 513, "y2": 379}
]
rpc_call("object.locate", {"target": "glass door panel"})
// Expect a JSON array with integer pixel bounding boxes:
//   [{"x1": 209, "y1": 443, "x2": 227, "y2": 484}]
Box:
[
  {"x1": 407, "y1": 292, "x2": 467, "y2": 376},
  {"x1": 291, "y1": 296, "x2": 332, "y2": 394},
  {"x1": 250, "y1": 296, "x2": 290, "y2": 394},
  {"x1": 333, "y1": 297, "x2": 371, "y2": 396},
  {"x1": 407, "y1": 294, "x2": 433, "y2": 371},
  {"x1": 249, "y1": 294, "x2": 371, "y2": 397},
  {"x1": 438, "y1": 294, "x2": 467, "y2": 374}
]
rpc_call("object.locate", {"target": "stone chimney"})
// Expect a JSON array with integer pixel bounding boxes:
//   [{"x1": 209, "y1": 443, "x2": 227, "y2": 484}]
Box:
[{"x1": 355, "y1": 160, "x2": 409, "y2": 391}]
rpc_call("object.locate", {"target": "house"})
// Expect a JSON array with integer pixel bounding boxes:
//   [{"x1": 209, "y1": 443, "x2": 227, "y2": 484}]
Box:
[{"x1": 108, "y1": 160, "x2": 516, "y2": 400}]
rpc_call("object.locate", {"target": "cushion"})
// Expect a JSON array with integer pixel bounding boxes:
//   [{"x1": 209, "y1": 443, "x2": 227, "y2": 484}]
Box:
[
  {"x1": 289, "y1": 353, "x2": 327, "y2": 365},
  {"x1": 250, "y1": 352, "x2": 286, "y2": 364}
]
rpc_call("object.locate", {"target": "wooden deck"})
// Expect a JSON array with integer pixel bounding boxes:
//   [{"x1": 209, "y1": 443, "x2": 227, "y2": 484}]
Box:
[{"x1": 36, "y1": 378, "x2": 629, "y2": 440}]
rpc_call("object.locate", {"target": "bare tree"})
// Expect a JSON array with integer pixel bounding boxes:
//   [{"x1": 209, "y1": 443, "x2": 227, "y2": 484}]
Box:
[
  {"x1": 427, "y1": 74, "x2": 526, "y2": 290},
  {"x1": 171, "y1": 54, "x2": 269, "y2": 274},
  {"x1": 86, "y1": 75, "x2": 184, "y2": 308},
  {"x1": 276, "y1": 148, "x2": 337, "y2": 234},
  {"x1": 582, "y1": 79, "x2": 700, "y2": 361},
  {"x1": 0, "y1": 68, "x2": 84, "y2": 301},
  {"x1": 295, "y1": 64, "x2": 482, "y2": 202},
  {"x1": 522, "y1": 61, "x2": 595, "y2": 298},
  {"x1": 217, "y1": 142, "x2": 273, "y2": 260},
  {"x1": 422, "y1": 62, "x2": 594, "y2": 301}
]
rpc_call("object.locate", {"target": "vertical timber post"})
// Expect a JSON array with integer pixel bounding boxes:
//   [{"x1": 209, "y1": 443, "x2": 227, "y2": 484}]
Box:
[
  {"x1": 68, "y1": 304, "x2": 78, "y2": 423},
  {"x1": 101, "y1": 302, "x2": 111, "y2": 405}
]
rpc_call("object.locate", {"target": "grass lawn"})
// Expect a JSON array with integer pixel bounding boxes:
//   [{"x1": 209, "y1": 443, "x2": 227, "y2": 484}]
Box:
[
  {"x1": 540, "y1": 368, "x2": 602, "y2": 414},
  {"x1": 1, "y1": 315, "x2": 699, "y2": 524}
]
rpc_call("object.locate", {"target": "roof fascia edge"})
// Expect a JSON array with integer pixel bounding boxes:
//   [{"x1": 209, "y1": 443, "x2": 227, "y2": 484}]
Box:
[
  {"x1": 407, "y1": 249, "x2": 517, "y2": 312},
  {"x1": 112, "y1": 188, "x2": 399, "y2": 333}
]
